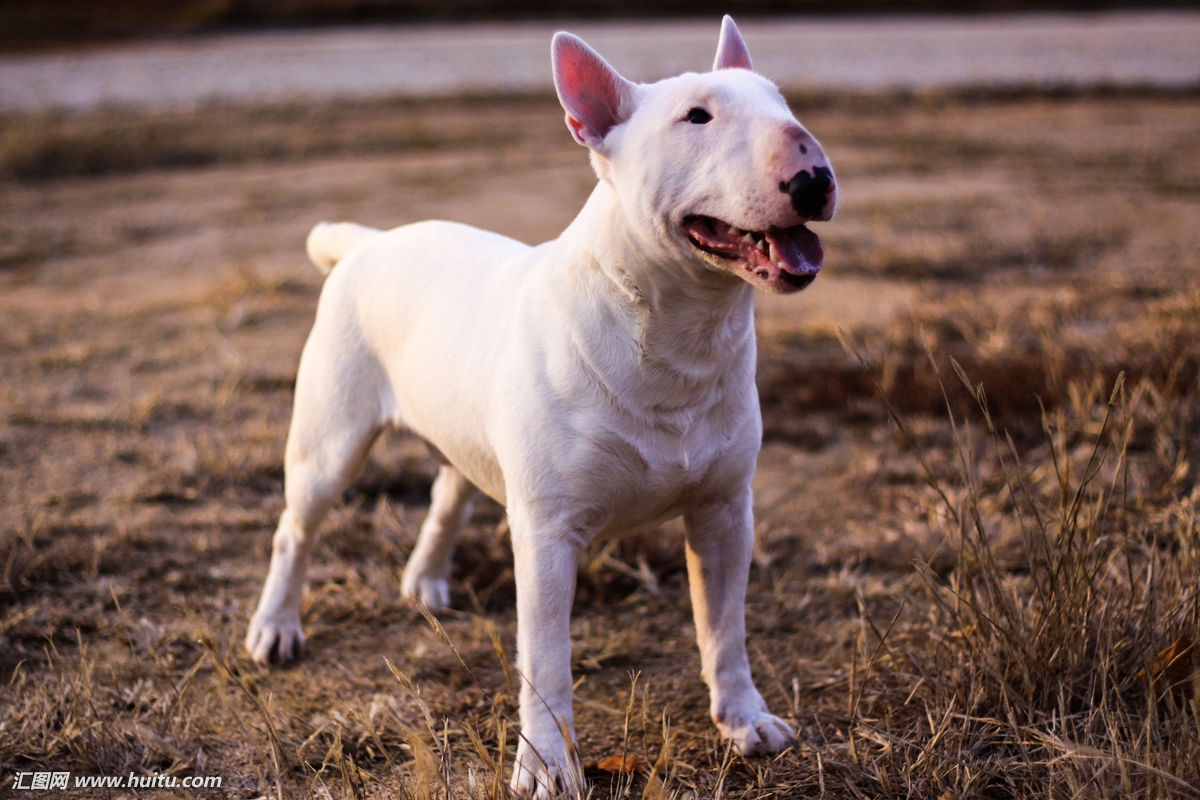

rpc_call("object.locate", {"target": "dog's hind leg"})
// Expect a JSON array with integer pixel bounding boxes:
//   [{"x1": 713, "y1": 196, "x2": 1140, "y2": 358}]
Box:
[
  {"x1": 401, "y1": 464, "x2": 477, "y2": 610},
  {"x1": 246, "y1": 334, "x2": 386, "y2": 664}
]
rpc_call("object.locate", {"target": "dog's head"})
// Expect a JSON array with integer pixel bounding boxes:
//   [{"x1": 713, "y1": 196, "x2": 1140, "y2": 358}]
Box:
[{"x1": 552, "y1": 16, "x2": 837, "y2": 294}]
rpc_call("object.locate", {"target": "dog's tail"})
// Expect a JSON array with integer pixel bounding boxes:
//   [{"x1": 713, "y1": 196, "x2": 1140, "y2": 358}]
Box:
[{"x1": 305, "y1": 222, "x2": 381, "y2": 275}]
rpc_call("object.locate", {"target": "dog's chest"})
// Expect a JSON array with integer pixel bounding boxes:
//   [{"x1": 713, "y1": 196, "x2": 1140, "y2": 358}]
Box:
[
  {"x1": 548, "y1": 300, "x2": 760, "y2": 532},
  {"x1": 591, "y1": 383, "x2": 756, "y2": 533},
  {"x1": 636, "y1": 425, "x2": 720, "y2": 505}
]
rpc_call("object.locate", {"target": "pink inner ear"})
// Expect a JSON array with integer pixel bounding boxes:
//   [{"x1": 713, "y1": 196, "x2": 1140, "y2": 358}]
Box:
[
  {"x1": 566, "y1": 115, "x2": 589, "y2": 143},
  {"x1": 553, "y1": 33, "x2": 628, "y2": 147}
]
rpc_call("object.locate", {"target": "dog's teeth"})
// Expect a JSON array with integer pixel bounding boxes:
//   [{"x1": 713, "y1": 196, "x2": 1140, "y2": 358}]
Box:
[
  {"x1": 741, "y1": 232, "x2": 756, "y2": 245},
  {"x1": 767, "y1": 240, "x2": 784, "y2": 266}
]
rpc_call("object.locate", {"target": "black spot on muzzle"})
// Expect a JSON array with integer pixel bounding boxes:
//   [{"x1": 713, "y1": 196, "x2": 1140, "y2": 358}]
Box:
[{"x1": 779, "y1": 166, "x2": 833, "y2": 220}]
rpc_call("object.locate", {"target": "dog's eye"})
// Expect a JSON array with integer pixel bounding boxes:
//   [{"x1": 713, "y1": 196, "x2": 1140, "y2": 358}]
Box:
[{"x1": 686, "y1": 107, "x2": 712, "y2": 125}]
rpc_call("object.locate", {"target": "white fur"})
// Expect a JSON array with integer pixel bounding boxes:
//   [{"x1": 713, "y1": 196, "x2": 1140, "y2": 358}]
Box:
[{"x1": 246, "y1": 16, "x2": 836, "y2": 798}]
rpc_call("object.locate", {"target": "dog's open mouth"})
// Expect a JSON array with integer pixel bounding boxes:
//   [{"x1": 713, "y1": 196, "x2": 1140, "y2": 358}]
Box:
[{"x1": 683, "y1": 215, "x2": 822, "y2": 291}]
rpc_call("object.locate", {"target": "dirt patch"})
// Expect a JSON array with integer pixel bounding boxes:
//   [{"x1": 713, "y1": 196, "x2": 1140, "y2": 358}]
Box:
[{"x1": 1, "y1": 92, "x2": 1198, "y2": 798}]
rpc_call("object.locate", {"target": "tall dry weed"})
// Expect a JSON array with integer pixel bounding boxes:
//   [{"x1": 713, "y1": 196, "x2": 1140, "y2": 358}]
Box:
[{"x1": 839, "y1": 323, "x2": 1200, "y2": 798}]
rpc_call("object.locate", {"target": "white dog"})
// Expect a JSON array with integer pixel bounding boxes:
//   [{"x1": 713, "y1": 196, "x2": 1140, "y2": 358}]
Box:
[{"x1": 246, "y1": 16, "x2": 835, "y2": 797}]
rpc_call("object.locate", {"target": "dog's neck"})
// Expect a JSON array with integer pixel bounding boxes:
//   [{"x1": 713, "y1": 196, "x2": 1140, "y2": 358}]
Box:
[{"x1": 551, "y1": 183, "x2": 758, "y2": 422}]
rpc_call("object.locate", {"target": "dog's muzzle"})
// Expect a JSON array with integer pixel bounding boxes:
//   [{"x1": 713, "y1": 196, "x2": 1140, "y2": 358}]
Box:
[{"x1": 780, "y1": 166, "x2": 835, "y2": 221}]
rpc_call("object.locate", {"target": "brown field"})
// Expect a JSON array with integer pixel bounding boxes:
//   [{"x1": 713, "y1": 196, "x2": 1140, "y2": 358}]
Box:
[{"x1": 2, "y1": 90, "x2": 1199, "y2": 798}]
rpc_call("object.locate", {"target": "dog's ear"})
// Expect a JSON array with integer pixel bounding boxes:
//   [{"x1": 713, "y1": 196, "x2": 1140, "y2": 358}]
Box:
[
  {"x1": 713, "y1": 15, "x2": 753, "y2": 72},
  {"x1": 552, "y1": 32, "x2": 634, "y2": 151}
]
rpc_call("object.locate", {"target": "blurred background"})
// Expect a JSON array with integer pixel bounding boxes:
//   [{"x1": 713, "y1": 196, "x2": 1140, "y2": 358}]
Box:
[
  {"x1": 2, "y1": 0, "x2": 1197, "y2": 50},
  {"x1": 3, "y1": 2, "x2": 1198, "y2": 112},
  {"x1": 2, "y1": 2, "x2": 1199, "y2": 799}
]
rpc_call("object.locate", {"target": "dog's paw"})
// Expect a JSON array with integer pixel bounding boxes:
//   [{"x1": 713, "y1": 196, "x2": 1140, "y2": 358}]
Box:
[
  {"x1": 245, "y1": 614, "x2": 305, "y2": 665},
  {"x1": 720, "y1": 710, "x2": 796, "y2": 755},
  {"x1": 510, "y1": 739, "x2": 584, "y2": 799},
  {"x1": 714, "y1": 696, "x2": 796, "y2": 756},
  {"x1": 400, "y1": 569, "x2": 451, "y2": 612}
]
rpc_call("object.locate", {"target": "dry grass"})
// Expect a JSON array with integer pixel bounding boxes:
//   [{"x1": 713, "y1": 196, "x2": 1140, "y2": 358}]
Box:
[
  {"x1": 1, "y1": 90, "x2": 1198, "y2": 798},
  {"x1": 0, "y1": 96, "x2": 562, "y2": 184}
]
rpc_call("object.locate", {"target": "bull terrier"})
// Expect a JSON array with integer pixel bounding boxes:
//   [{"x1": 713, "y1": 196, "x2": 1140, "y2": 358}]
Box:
[{"x1": 246, "y1": 16, "x2": 836, "y2": 797}]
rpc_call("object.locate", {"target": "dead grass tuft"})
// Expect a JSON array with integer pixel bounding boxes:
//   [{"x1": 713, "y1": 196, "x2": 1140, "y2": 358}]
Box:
[{"x1": 830, "y1": 349, "x2": 1200, "y2": 798}]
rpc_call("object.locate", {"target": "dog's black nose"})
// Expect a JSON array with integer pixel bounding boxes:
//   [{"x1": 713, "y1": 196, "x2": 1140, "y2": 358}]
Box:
[{"x1": 779, "y1": 166, "x2": 834, "y2": 220}]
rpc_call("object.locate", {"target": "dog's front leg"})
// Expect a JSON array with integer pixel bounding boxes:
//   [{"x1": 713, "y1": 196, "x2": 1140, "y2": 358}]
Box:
[
  {"x1": 508, "y1": 514, "x2": 585, "y2": 799},
  {"x1": 685, "y1": 493, "x2": 795, "y2": 755}
]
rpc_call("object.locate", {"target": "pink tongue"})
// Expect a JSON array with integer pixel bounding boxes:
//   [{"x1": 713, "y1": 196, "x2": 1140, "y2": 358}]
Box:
[{"x1": 767, "y1": 226, "x2": 823, "y2": 276}]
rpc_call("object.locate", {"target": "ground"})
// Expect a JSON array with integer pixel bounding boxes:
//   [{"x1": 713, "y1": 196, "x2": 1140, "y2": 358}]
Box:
[{"x1": 1, "y1": 90, "x2": 1199, "y2": 798}]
